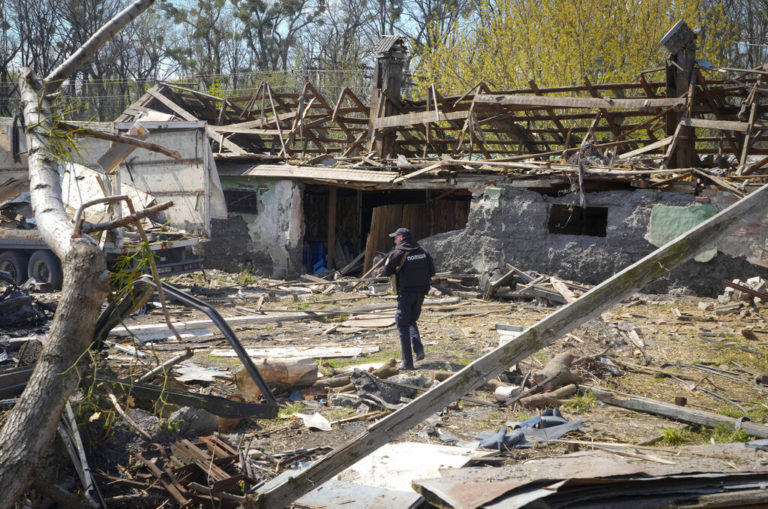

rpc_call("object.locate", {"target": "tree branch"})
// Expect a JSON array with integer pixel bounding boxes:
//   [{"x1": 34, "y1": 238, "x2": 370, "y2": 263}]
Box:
[
  {"x1": 45, "y1": 0, "x2": 156, "y2": 91},
  {"x1": 58, "y1": 122, "x2": 182, "y2": 161}
]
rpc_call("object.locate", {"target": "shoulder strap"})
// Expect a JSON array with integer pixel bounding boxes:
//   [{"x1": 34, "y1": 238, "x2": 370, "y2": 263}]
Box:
[{"x1": 395, "y1": 252, "x2": 407, "y2": 272}]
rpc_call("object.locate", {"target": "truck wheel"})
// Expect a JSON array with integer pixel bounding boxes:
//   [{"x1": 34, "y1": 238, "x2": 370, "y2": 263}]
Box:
[
  {"x1": 0, "y1": 251, "x2": 29, "y2": 284},
  {"x1": 28, "y1": 250, "x2": 63, "y2": 290}
]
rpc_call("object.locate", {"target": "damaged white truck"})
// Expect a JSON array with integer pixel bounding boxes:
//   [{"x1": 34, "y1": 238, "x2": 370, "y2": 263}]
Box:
[{"x1": 0, "y1": 118, "x2": 227, "y2": 289}]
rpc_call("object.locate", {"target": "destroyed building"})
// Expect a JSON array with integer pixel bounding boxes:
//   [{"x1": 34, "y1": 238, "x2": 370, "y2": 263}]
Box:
[
  {"x1": 5, "y1": 18, "x2": 768, "y2": 509},
  {"x1": 98, "y1": 29, "x2": 768, "y2": 296}
]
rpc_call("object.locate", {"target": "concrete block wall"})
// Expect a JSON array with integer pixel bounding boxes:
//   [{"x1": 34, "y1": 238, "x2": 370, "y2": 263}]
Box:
[
  {"x1": 421, "y1": 185, "x2": 768, "y2": 296},
  {"x1": 204, "y1": 177, "x2": 304, "y2": 278}
]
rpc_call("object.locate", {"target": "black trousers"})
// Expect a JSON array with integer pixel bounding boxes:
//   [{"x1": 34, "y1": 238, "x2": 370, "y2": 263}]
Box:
[{"x1": 396, "y1": 291, "x2": 425, "y2": 366}]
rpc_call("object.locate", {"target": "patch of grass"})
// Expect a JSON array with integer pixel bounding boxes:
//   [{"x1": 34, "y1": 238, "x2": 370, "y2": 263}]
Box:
[
  {"x1": 237, "y1": 269, "x2": 258, "y2": 285},
  {"x1": 658, "y1": 426, "x2": 698, "y2": 446},
  {"x1": 716, "y1": 405, "x2": 748, "y2": 419},
  {"x1": 278, "y1": 401, "x2": 305, "y2": 418},
  {"x1": 324, "y1": 407, "x2": 355, "y2": 422},
  {"x1": 562, "y1": 392, "x2": 596, "y2": 414},
  {"x1": 704, "y1": 424, "x2": 753, "y2": 444},
  {"x1": 207, "y1": 355, "x2": 241, "y2": 365},
  {"x1": 650, "y1": 377, "x2": 666, "y2": 383}
]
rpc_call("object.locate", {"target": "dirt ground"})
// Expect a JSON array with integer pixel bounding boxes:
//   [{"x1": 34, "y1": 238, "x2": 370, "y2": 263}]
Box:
[
  {"x1": 117, "y1": 271, "x2": 768, "y2": 454},
  {"x1": 3, "y1": 268, "x2": 768, "y2": 505}
]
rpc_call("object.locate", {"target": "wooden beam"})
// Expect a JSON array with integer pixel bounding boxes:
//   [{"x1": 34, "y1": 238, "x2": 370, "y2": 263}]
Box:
[
  {"x1": 529, "y1": 80, "x2": 568, "y2": 143},
  {"x1": 696, "y1": 70, "x2": 742, "y2": 159},
  {"x1": 584, "y1": 76, "x2": 623, "y2": 139},
  {"x1": 587, "y1": 386, "x2": 768, "y2": 438},
  {"x1": 680, "y1": 116, "x2": 760, "y2": 133},
  {"x1": 474, "y1": 94, "x2": 685, "y2": 110},
  {"x1": 617, "y1": 136, "x2": 673, "y2": 160},
  {"x1": 391, "y1": 162, "x2": 444, "y2": 184},
  {"x1": 249, "y1": 180, "x2": 768, "y2": 509},
  {"x1": 375, "y1": 109, "x2": 470, "y2": 129}
]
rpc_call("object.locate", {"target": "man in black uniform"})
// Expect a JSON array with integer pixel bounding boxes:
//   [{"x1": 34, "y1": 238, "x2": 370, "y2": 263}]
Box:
[{"x1": 382, "y1": 227, "x2": 435, "y2": 370}]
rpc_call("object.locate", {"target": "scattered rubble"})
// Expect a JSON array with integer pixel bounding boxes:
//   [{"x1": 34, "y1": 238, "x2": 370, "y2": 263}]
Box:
[{"x1": 2, "y1": 263, "x2": 768, "y2": 507}]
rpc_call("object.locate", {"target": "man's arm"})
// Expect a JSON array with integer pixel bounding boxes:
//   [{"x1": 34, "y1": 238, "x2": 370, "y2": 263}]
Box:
[{"x1": 382, "y1": 248, "x2": 401, "y2": 276}]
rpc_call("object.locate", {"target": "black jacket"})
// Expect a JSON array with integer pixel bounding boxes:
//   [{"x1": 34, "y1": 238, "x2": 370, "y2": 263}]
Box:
[{"x1": 382, "y1": 235, "x2": 435, "y2": 294}]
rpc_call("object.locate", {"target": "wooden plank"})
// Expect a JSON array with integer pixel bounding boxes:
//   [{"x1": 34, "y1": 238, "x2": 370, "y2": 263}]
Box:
[
  {"x1": 146, "y1": 87, "x2": 197, "y2": 121},
  {"x1": 251, "y1": 179, "x2": 768, "y2": 508},
  {"x1": 208, "y1": 126, "x2": 281, "y2": 136},
  {"x1": 662, "y1": 122, "x2": 684, "y2": 169},
  {"x1": 739, "y1": 96, "x2": 759, "y2": 174},
  {"x1": 692, "y1": 169, "x2": 745, "y2": 197},
  {"x1": 529, "y1": 80, "x2": 567, "y2": 142},
  {"x1": 680, "y1": 117, "x2": 751, "y2": 133},
  {"x1": 587, "y1": 386, "x2": 768, "y2": 438},
  {"x1": 550, "y1": 276, "x2": 577, "y2": 303},
  {"x1": 584, "y1": 76, "x2": 623, "y2": 139},
  {"x1": 695, "y1": 70, "x2": 742, "y2": 159},
  {"x1": 474, "y1": 94, "x2": 685, "y2": 110},
  {"x1": 375, "y1": 110, "x2": 470, "y2": 129},
  {"x1": 617, "y1": 136, "x2": 673, "y2": 159},
  {"x1": 391, "y1": 162, "x2": 444, "y2": 184},
  {"x1": 242, "y1": 164, "x2": 398, "y2": 183}
]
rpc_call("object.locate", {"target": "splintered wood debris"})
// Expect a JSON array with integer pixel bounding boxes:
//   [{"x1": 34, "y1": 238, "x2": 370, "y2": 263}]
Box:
[
  {"x1": 117, "y1": 65, "x2": 768, "y2": 196},
  {"x1": 4, "y1": 248, "x2": 768, "y2": 507}
]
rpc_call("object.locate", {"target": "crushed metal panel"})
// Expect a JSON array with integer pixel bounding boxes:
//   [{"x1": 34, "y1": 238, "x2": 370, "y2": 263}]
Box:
[
  {"x1": 413, "y1": 445, "x2": 768, "y2": 509},
  {"x1": 73, "y1": 121, "x2": 223, "y2": 235}
]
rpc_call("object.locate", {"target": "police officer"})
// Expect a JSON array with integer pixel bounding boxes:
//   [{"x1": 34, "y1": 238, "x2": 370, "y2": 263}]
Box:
[{"x1": 382, "y1": 227, "x2": 435, "y2": 370}]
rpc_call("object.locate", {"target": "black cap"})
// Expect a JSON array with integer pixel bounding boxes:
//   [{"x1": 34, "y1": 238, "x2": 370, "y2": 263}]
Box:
[{"x1": 388, "y1": 227, "x2": 410, "y2": 238}]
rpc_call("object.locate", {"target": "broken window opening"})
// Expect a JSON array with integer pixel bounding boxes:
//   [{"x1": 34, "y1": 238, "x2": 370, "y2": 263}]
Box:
[
  {"x1": 223, "y1": 190, "x2": 260, "y2": 214},
  {"x1": 548, "y1": 204, "x2": 608, "y2": 237}
]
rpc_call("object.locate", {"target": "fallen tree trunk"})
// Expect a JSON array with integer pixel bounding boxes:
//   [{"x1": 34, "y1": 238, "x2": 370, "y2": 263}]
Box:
[
  {"x1": 249, "y1": 181, "x2": 768, "y2": 508},
  {"x1": 0, "y1": 2, "x2": 156, "y2": 506}
]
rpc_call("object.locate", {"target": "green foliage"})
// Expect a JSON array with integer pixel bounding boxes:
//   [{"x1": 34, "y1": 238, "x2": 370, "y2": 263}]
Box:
[
  {"x1": 659, "y1": 423, "x2": 755, "y2": 446},
  {"x1": 278, "y1": 401, "x2": 305, "y2": 417},
  {"x1": 209, "y1": 79, "x2": 225, "y2": 97},
  {"x1": 110, "y1": 240, "x2": 154, "y2": 299},
  {"x1": 562, "y1": 391, "x2": 596, "y2": 413},
  {"x1": 237, "y1": 269, "x2": 258, "y2": 285},
  {"x1": 659, "y1": 426, "x2": 696, "y2": 446},
  {"x1": 707, "y1": 424, "x2": 752, "y2": 443},
  {"x1": 414, "y1": 0, "x2": 737, "y2": 95}
]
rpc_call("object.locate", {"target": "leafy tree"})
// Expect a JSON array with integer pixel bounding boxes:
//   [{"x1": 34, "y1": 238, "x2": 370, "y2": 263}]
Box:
[{"x1": 414, "y1": 0, "x2": 737, "y2": 94}]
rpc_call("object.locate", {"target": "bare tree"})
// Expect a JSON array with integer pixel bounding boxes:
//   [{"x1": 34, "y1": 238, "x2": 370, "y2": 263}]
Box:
[
  {"x1": 0, "y1": 1, "x2": 155, "y2": 506},
  {"x1": 235, "y1": 0, "x2": 326, "y2": 72}
]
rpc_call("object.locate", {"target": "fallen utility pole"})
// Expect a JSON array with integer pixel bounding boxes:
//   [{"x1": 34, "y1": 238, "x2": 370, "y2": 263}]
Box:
[
  {"x1": 586, "y1": 386, "x2": 768, "y2": 438},
  {"x1": 248, "y1": 182, "x2": 768, "y2": 509}
]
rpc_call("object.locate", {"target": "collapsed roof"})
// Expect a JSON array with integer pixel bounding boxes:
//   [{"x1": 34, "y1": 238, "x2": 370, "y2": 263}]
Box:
[{"x1": 116, "y1": 65, "x2": 768, "y2": 194}]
